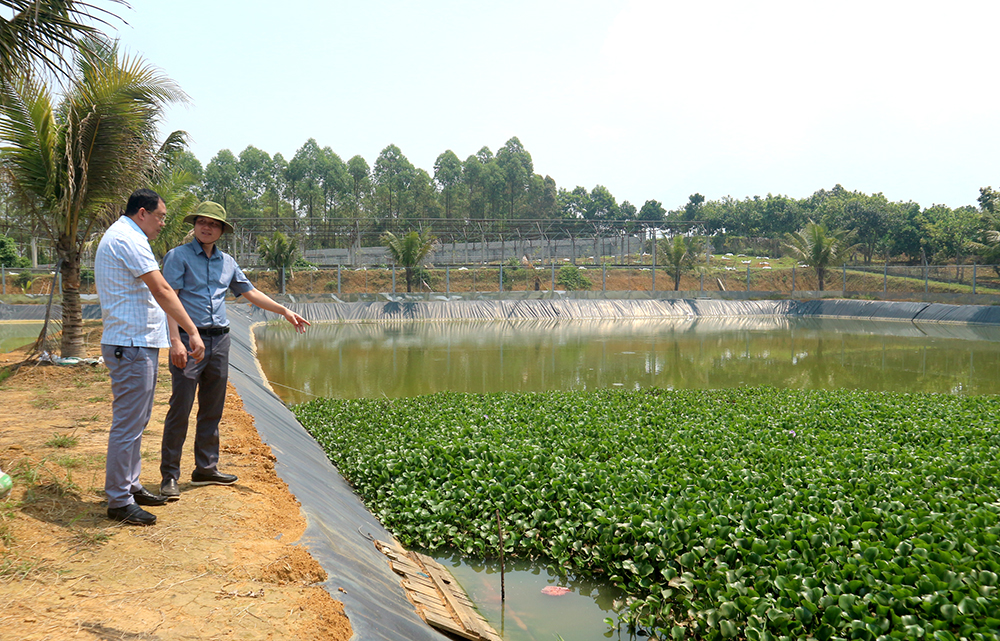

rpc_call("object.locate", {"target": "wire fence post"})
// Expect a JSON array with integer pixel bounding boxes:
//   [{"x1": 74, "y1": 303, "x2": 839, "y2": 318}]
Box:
[
  {"x1": 446, "y1": 265, "x2": 450, "y2": 294},
  {"x1": 551, "y1": 263, "x2": 556, "y2": 295},
  {"x1": 602, "y1": 264, "x2": 606, "y2": 292},
  {"x1": 337, "y1": 264, "x2": 341, "y2": 297},
  {"x1": 1, "y1": 265, "x2": 4, "y2": 296},
  {"x1": 973, "y1": 263, "x2": 977, "y2": 295},
  {"x1": 791, "y1": 265, "x2": 795, "y2": 294},
  {"x1": 499, "y1": 264, "x2": 504, "y2": 293},
  {"x1": 392, "y1": 264, "x2": 396, "y2": 293},
  {"x1": 883, "y1": 262, "x2": 888, "y2": 296},
  {"x1": 746, "y1": 267, "x2": 750, "y2": 293},
  {"x1": 651, "y1": 237, "x2": 657, "y2": 294},
  {"x1": 843, "y1": 264, "x2": 847, "y2": 297},
  {"x1": 924, "y1": 265, "x2": 929, "y2": 294}
]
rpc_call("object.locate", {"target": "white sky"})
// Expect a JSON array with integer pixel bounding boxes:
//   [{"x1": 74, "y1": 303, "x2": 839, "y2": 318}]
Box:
[{"x1": 106, "y1": 0, "x2": 999, "y2": 211}]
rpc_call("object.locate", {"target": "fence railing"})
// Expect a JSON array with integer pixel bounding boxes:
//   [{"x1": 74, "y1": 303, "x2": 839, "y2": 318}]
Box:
[{"x1": 4, "y1": 263, "x2": 1000, "y2": 303}]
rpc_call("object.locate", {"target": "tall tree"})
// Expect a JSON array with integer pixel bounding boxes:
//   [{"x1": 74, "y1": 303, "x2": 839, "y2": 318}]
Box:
[
  {"x1": 346, "y1": 154, "x2": 370, "y2": 218},
  {"x1": 0, "y1": 36, "x2": 187, "y2": 357},
  {"x1": 495, "y1": 136, "x2": 533, "y2": 221},
  {"x1": 373, "y1": 144, "x2": 414, "y2": 219},
  {"x1": 287, "y1": 138, "x2": 325, "y2": 219},
  {"x1": 433, "y1": 149, "x2": 463, "y2": 219},
  {"x1": 236, "y1": 145, "x2": 273, "y2": 218},
  {"x1": 203, "y1": 149, "x2": 239, "y2": 214},
  {"x1": 637, "y1": 199, "x2": 666, "y2": 224}
]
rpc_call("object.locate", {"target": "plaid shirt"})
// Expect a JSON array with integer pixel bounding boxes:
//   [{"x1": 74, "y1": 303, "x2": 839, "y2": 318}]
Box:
[{"x1": 95, "y1": 216, "x2": 169, "y2": 348}]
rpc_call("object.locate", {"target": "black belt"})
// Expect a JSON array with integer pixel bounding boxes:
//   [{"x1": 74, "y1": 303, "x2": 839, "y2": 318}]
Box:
[{"x1": 180, "y1": 326, "x2": 230, "y2": 337}]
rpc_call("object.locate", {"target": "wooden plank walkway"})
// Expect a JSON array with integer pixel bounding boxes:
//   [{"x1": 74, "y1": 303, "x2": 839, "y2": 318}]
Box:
[{"x1": 375, "y1": 540, "x2": 503, "y2": 641}]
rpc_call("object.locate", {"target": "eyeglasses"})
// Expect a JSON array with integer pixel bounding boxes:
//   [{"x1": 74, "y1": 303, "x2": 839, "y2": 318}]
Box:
[{"x1": 143, "y1": 208, "x2": 166, "y2": 222}]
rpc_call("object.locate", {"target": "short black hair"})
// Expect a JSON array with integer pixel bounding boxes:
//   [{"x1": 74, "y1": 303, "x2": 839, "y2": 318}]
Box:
[{"x1": 125, "y1": 189, "x2": 162, "y2": 216}]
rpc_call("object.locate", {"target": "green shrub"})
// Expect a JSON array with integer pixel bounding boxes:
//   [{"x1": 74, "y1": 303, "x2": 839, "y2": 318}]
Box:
[{"x1": 557, "y1": 264, "x2": 591, "y2": 290}]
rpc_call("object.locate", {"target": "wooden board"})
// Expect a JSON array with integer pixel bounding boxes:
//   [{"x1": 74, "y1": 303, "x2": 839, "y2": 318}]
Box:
[{"x1": 376, "y1": 540, "x2": 503, "y2": 641}]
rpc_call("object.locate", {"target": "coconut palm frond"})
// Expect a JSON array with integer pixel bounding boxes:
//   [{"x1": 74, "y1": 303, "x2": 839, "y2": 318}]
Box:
[
  {"x1": 0, "y1": 72, "x2": 61, "y2": 218},
  {"x1": 0, "y1": 1, "x2": 127, "y2": 79},
  {"x1": 0, "y1": 34, "x2": 183, "y2": 357},
  {"x1": 382, "y1": 229, "x2": 436, "y2": 292},
  {"x1": 783, "y1": 220, "x2": 857, "y2": 290}
]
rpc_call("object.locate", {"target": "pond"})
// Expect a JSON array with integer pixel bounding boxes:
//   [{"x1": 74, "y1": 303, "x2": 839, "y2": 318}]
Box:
[
  {"x1": 254, "y1": 317, "x2": 1000, "y2": 403},
  {"x1": 255, "y1": 316, "x2": 1000, "y2": 639},
  {"x1": 0, "y1": 321, "x2": 42, "y2": 352}
]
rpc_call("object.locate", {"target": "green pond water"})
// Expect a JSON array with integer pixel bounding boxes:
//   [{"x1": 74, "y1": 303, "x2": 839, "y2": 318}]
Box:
[
  {"x1": 255, "y1": 316, "x2": 1000, "y2": 640},
  {"x1": 254, "y1": 317, "x2": 1000, "y2": 404},
  {"x1": 0, "y1": 322, "x2": 41, "y2": 352}
]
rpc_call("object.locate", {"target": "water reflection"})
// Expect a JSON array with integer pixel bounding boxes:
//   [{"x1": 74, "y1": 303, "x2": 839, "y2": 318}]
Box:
[
  {"x1": 255, "y1": 317, "x2": 1000, "y2": 404},
  {"x1": 430, "y1": 551, "x2": 623, "y2": 641}
]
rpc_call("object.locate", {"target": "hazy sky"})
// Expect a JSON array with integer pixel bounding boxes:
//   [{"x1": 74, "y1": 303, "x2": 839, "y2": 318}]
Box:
[{"x1": 108, "y1": 0, "x2": 998, "y2": 211}]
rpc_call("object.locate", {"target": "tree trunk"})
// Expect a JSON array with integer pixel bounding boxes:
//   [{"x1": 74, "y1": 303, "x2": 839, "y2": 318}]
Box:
[
  {"x1": 405, "y1": 268, "x2": 413, "y2": 293},
  {"x1": 58, "y1": 244, "x2": 84, "y2": 358}
]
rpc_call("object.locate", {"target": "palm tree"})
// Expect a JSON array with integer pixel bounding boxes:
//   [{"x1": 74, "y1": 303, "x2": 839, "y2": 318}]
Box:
[
  {"x1": 257, "y1": 231, "x2": 298, "y2": 295},
  {"x1": 148, "y1": 133, "x2": 201, "y2": 258},
  {"x1": 0, "y1": 1, "x2": 124, "y2": 80},
  {"x1": 0, "y1": 36, "x2": 187, "y2": 357},
  {"x1": 657, "y1": 235, "x2": 704, "y2": 291},
  {"x1": 382, "y1": 229, "x2": 436, "y2": 292},
  {"x1": 783, "y1": 220, "x2": 857, "y2": 291}
]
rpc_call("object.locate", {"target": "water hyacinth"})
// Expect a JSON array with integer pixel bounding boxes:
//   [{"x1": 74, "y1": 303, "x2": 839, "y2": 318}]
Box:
[{"x1": 294, "y1": 388, "x2": 1000, "y2": 640}]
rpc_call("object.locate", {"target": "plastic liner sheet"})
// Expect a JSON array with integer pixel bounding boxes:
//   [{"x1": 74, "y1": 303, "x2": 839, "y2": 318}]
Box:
[
  {"x1": 792, "y1": 299, "x2": 931, "y2": 320},
  {"x1": 689, "y1": 299, "x2": 796, "y2": 317},
  {"x1": 0, "y1": 303, "x2": 102, "y2": 321},
  {"x1": 225, "y1": 304, "x2": 443, "y2": 641},
  {"x1": 284, "y1": 298, "x2": 797, "y2": 323},
  {"x1": 914, "y1": 303, "x2": 1000, "y2": 325}
]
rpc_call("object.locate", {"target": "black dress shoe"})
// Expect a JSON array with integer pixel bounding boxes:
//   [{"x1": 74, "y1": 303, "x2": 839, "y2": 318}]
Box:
[
  {"x1": 107, "y1": 503, "x2": 156, "y2": 526},
  {"x1": 131, "y1": 487, "x2": 169, "y2": 506},
  {"x1": 160, "y1": 478, "x2": 180, "y2": 501},
  {"x1": 191, "y1": 470, "x2": 238, "y2": 486}
]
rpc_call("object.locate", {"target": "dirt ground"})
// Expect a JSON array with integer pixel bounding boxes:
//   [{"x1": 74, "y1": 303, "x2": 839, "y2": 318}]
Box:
[{"x1": 0, "y1": 327, "x2": 352, "y2": 641}]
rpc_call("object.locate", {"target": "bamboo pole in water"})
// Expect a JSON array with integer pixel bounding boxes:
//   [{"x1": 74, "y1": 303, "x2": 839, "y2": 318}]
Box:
[{"x1": 496, "y1": 509, "x2": 505, "y2": 601}]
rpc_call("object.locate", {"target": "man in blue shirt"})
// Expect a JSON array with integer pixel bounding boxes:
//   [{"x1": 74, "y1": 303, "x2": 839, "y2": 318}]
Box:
[
  {"x1": 159, "y1": 201, "x2": 309, "y2": 499},
  {"x1": 96, "y1": 188, "x2": 205, "y2": 526}
]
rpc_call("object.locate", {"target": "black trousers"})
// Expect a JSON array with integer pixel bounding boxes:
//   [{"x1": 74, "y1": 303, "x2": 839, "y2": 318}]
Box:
[{"x1": 160, "y1": 332, "x2": 230, "y2": 482}]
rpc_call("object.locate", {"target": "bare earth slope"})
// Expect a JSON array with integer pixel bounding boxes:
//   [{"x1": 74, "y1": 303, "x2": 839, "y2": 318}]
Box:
[{"x1": 0, "y1": 330, "x2": 351, "y2": 641}]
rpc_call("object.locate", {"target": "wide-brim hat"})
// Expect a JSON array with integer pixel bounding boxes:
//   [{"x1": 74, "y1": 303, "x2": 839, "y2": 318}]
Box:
[{"x1": 183, "y1": 201, "x2": 234, "y2": 234}]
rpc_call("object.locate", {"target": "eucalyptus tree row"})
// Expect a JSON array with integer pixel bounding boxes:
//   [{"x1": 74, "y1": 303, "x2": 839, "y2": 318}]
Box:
[{"x1": 197, "y1": 136, "x2": 667, "y2": 231}]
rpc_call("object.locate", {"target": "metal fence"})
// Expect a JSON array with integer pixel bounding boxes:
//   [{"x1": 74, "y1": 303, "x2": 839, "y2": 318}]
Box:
[{"x1": 4, "y1": 262, "x2": 999, "y2": 304}]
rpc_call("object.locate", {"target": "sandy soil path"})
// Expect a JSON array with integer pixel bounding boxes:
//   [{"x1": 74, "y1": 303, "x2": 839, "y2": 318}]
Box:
[{"x1": 0, "y1": 326, "x2": 351, "y2": 640}]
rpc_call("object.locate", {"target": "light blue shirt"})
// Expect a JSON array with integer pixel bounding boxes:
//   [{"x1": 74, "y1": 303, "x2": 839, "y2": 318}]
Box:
[
  {"x1": 161, "y1": 239, "x2": 253, "y2": 328},
  {"x1": 95, "y1": 216, "x2": 169, "y2": 348}
]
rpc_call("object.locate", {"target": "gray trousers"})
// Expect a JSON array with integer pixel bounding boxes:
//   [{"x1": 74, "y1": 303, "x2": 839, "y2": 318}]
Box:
[
  {"x1": 160, "y1": 332, "x2": 230, "y2": 482},
  {"x1": 103, "y1": 345, "x2": 159, "y2": 509}
]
